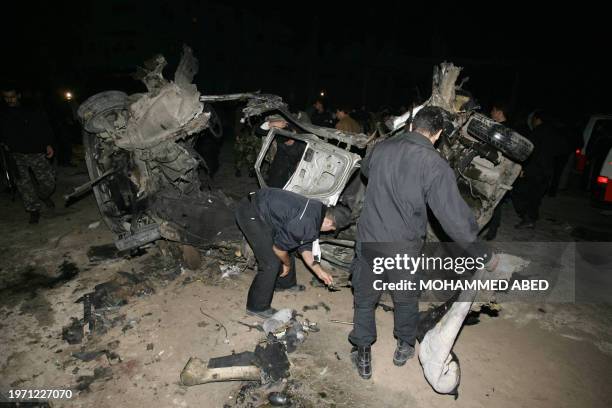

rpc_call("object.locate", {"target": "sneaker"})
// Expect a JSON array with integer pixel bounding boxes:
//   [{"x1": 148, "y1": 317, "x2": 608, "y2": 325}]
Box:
[
  {"x1": 28, "y1": 211, "x2": 40, "y2": 224},
  {"x1": 393, "y1": 340, "x2": 415, "y2": 366},
  {"x1": 351, "y1": 346, "x2": 372, "y2": 379},
  {"x1": 514, "y1": 219, "x2": 535, "y2": 229},
  {"x1": 246, "y1": 307, "x2": 278, "y2": 319}
]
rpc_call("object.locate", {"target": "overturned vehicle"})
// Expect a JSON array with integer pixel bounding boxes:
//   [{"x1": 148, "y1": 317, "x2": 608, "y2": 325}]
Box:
[
  {"x1": 250, "y1": 64, "x2": 533, "y2": 269},
  {"x1": 76, "y1": 47, "x2": 533, "y2": 396},
  {"x1": 75, "y1": 47, "x2": 532, "y2": 257},
  {"x1": 74, "y1": 47, "x2": 247, "y2": 252}
]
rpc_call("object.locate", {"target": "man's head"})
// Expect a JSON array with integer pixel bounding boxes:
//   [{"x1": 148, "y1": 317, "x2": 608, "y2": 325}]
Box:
[
  {"x1": 2, "y1": 88, "x2": 21, "y2": 107},
  {"x1": 530, "y1": 110, "x2": 545, "y2": 129},
  {"x1": 321, "y1": 205, "x2": 352, "y2": 232},
  {"x1": 412, "y1": 106, "x2": 445, "y2": 143},
  {"x1": 490, "y1": 100, "x2": 510, "y2": 123},
  {"x1": 313, "y1": 99, "x2": 324, "y2": 113},
  {"x1": 335, "y1": 105, "x2": 351, "y2": 120}
]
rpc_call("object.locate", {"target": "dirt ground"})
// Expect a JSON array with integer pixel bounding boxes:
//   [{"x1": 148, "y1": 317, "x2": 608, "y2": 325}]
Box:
[{"x1": 1, "y1": 143, "x2": 612, "y2": 408}]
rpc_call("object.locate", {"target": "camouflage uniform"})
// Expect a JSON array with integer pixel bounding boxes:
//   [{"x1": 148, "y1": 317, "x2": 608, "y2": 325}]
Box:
[
  {"x1": 234, "y1": 127, "x2": 261, "y2": 172},
  {"x1": 12, "y1": 152, "x2": 56, "y2": 212}
]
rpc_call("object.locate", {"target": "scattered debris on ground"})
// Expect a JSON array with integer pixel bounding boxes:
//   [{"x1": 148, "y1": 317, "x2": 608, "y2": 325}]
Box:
[
  {"x1": 181, "y1": 308, "x2": 328, "y2": 406},
  {"x1": 302, "y1": 302, "x2": 331, "y2": 313}
]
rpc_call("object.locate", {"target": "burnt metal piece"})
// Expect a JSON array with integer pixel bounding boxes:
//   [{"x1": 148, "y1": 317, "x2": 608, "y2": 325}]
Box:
[{"x1": 253, "y1": 335, "x2": 290, "y2": 383}]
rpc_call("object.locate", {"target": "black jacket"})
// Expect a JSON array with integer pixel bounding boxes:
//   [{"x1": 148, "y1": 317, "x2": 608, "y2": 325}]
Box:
[
  {"x1": 310, "y1": 110, "x2": 334, "y2": 128},
  {"x1": 254, "y1": 188, "x2": 325, "y2": 253},
  {"x1": 357, "y1": 131, "x2": 488, "y2": 257},
  {"x1": 0, "y1": 106, "x2": 54, "y2": 154}
]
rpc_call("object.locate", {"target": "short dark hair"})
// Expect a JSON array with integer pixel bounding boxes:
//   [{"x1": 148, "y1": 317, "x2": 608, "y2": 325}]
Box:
[
  {"x1": 412, "y1": 106, "x2": 445, "y2": 136},
  {"x1": 532, "y1": 109, "x2": 547, "y2": 122},
  {"x1": 492, "y1": 99, "x2": 512, "y2": 118},
  {"x1": 336, "y1": 104, "x2": 352, "y2": 114},
  {"x1": 325, "y1": 205, "x2": 352, "y2": 230}
]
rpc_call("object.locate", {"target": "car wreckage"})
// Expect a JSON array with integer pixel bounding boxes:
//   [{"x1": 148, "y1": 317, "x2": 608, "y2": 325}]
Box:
[{"x1": 72, "y1": 46, "x2": 533, "y2": 396}]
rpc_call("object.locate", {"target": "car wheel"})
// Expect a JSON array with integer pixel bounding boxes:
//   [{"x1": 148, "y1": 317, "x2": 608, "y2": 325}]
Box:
[
  {"x1": 83, "y1": 130, "x2": 130, "y2": 236},
  {"x1": 465, "y1": 113, "x2": 534, "y2": 162}
]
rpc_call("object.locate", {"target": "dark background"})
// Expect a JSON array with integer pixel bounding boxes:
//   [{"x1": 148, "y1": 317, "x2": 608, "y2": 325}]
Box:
[{"x1": 1, "y1": 0, "x2": 609, "y2": 122}]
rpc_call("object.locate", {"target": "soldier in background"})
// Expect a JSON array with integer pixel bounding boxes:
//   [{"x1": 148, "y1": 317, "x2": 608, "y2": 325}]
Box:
[
  {"x1": 234, "y1": 119, "x2": 260, "y2": 178},
  {"x1": 308, "y1": 99, "x2": 334, "y2": 127},
  {"x1": 0, "y1": 86, "x2": 56, "y2": 224},
  {"x1": 335, "y1": 105, "x2": 363, "y2": 133}
]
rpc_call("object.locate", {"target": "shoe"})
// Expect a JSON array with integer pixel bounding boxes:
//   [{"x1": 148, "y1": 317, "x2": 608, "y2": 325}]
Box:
[
  {"x1": 28, "y1": 211, "x2": 40, "y2": 224},
  {"x1": 351, "y1": 346, "x2": 372, "y2": 379},
  {"x1": 248, "y1": 169, "x2": 256, "y2": 178},
  {"x1": 43, "y1": 197, "x2": 55, "y2": 209},
  {"x1": 393, "y1": 340, "x2": 415, "y2": 366},
  {"x1": 275, "y1": 284, "x2": 305, "y2": 292},
  {"x1": 246, "y1": 307, "x2": 278, "y2": 319},
  {"x1": 235, "y1": 169, "x2": 242, "y2": 177},
  {"x1": 514, "y1": 219, "x2": 535, "y2": 229}
]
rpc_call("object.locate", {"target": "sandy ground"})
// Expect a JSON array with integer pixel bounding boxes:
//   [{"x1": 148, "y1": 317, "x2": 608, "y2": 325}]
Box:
[{"x1": 1, "y1": 143, "x2": 611, "y2": 408}]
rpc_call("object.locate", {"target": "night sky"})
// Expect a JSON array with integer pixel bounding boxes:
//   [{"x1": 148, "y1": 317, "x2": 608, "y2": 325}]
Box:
[{"x1": 2, "y1": 0, "x2": 609, "y2": 121}]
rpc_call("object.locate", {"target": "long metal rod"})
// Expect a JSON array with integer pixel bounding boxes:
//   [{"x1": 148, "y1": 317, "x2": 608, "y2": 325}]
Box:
[{"x1": 63, "y1": 167, "x2": 117, "y2": 202}]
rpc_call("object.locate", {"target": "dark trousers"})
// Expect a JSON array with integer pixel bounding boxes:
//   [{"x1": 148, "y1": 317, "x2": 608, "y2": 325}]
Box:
[
  {"x1": 512, "y1": 174, "x2": 550, "y2": 222},
  {"x1": 235, "y1": 198, "x2": 297, "y2": 311},
  {"x1": 486, "y1": 202, "x2": 502, "y2": 238},
  {"x1": 13, "y1": 153, "x2": 56, "y2": 212},
  {"x1": 348, "y1": 254, "x2": 419, "y2": 347},
  {"x1": 485, "y1": 194, "x2": 508, "y2": 239},
  {"x1": 549, "y1": 154, "x2": 570, "y2": 196}
]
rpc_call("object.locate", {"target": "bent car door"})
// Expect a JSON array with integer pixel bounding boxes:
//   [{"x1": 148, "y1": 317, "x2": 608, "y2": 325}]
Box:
[{"x1": 254, "y1": 128, "x2": 361, "y2": 206}]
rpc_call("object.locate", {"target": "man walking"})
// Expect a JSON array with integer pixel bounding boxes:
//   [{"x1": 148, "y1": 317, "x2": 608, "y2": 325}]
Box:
[
  {"x1": 0, "y1": 87, "x2": 56, "y2": 224},
  {"x1": 349, "y1": 106, "x2": 492, "y2": 379}
]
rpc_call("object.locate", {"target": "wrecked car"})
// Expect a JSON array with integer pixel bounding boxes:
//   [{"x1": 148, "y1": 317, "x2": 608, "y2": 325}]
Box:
[
  {"x1": 73, "y1": 46, "x2": 250, "y2": 253},
  {"x1": 74, "y1": 46, "x2": 532, "y2": 263},
  {"x1": 249, "y1": 63, "x2": 533, "y2": 270},
  {"x1": 74, "y1": 47, "x2": 533, "y2": 397}
]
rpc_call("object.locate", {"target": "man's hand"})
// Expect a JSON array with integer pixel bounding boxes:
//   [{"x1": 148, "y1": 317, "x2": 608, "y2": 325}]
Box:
[
  {"x1": 301, "y1": 250, "x2": 334, "y2": 286},
  {"x1": 269, "y1": 120, "x2": 288, "y2": 129},
  {"x1": 46, "y1": 145, "x2": 54, "y2": 159},
  {"x1": 314, "y1": 268, "x2": 334, "y2": 286},
  {"x1": 280, "y1": 263, "x2": 291, "y2": 277},
  {"x1": 273, "y1": 245, "x2": 292, "y2": 277}
]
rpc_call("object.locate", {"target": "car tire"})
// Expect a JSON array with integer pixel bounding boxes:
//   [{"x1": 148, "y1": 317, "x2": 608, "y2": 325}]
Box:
[
  {"x1": 465, "y1": 113, "x2": 534, "y2": 162},
  {"x1": 83, "y1": 130, "x2": 129, "y2": 235}
]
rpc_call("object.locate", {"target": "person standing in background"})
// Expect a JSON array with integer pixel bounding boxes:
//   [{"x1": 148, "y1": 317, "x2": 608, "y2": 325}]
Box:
[{"x1": 0, "y1": 86, "x2": 56, "y2": 224}]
